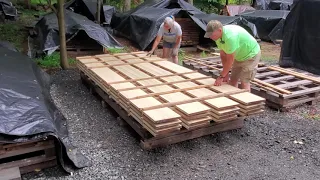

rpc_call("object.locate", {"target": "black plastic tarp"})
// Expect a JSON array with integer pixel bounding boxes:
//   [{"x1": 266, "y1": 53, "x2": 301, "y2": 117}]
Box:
[
  {"x1": 238, "y1": 10, "x2": 290, "y2": 42},
  {"x1": 111, "y1": 0, "x2": 258, "y2": 50},
  {"x1": 254, "y1": 0, "x2": 294, "y2": 10},
  {"x1": 0, "y1": 0, "x2": 17, "y2": 19},
  {"x1": 103, "y1": 5, "x2": 116, "y2": 25},
  {"x1": 34, "y1": 9, "x2": 123, "y2": 55},
  {"x1": 191, "y1": 13, "x2": 258, "y2": 37},
  {"x1": 112, "y1": 7, "x2": 181, "y2": 50},
  {"x1": 65, "y1": 0, "x2": 116, "y2": 24},
  {"x1": 279, "y1": 0, "x2": 320, "y2": 75},
  {"x1": 0, "y1": 42, "x2": 91, "y2": 172}
]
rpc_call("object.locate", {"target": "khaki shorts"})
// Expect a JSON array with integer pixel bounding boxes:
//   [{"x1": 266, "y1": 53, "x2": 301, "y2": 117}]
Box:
[{"x1": 230, "y1": 51, "x2": 261, "y2": 83}]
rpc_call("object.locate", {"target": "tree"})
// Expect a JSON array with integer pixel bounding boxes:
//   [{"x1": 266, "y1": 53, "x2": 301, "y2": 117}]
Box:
[
  {"x1": 124, "y1": 0, "x2": 131, "y2": 11},
  {"x1": 47, "y1": 0, "x2": 69, "y2": 69}
]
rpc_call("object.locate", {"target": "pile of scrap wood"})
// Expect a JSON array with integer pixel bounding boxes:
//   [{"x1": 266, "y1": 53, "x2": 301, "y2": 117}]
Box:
[{"x1": 76, "y1": 51, "x2": 265, "y2": 137}]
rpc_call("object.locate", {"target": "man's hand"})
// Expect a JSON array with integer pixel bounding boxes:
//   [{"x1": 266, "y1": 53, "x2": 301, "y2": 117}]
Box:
[
  {"x1": 222, "y1": 73, "x2": 229, "y2": 82},
  {"x1": 214, "y1": 77, "x2": 223, "y2": 86},
  {"x1": 146, "y1": 50, "x2": 154, "y2": 57}
]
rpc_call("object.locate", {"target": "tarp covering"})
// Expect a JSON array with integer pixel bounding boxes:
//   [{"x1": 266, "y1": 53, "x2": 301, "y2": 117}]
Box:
[
  {"x1": 224, "y1": 5, "x2": 255, "y2": 16},
  {"x1": 111, "y1": 0, "x2": 258, "y2": 50},
  {"x1": 0, "y1": 42, "x2": 91, "y2": 172},
  {"x1": 65, "y1": 0, "x2": 116, "y2": 24},
  {"x1": 33, "y1": 9, "x2": 123, "y2": 55},
  {"x1": 238, "y1": 10, "x2": 290, "y2": 42},
  {"x1": 0, "y1": 0, "x2": 17, "y2": 19},
  {"x1": 254, "y1": 0, "x2": 293, "y2": 10},
  {"x1": 279, "y1": 0, "x2": 320, "y2": 75},
  {"x1": 192, "y1": 13, "x2": 258, "y2": 37},
  {"x1": 103, "y1": 5, "x2": 116, "y2": 25}
]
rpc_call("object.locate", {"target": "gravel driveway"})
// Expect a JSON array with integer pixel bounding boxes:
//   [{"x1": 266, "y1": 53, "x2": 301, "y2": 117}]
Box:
[{"x1": 23, "y1": 69, "x2": 320, "y2": 180}]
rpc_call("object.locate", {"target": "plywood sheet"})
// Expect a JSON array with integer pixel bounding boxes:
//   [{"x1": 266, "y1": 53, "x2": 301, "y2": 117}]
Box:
[
  {"x1": 137, "y1": 79, "x2": 163, "y2": 86},
  {"x1": 117, "y1": 55, "x2": 137, "y2": 59},
  {"x1": 114, "y1": 65, "x2": 150, "y2": 79},
  {"x1": 186, "y1": 88, "x2": 217, "y2": 98},
  {"x1": 143, "y1": 107, "x2": 181, "y2": 123},
  {"x1": 120, "y1": 89, "x2": 147, "y2": 99},
  {"x1": 79, "y1": 58, "x2": 99, "y2": 64},
  {"x1": 91, "y1": 67, "x2": 125, "y2": 83},
  {"x1": 148, "y1": 85, "x2": 174, "y2": 93},
  {"x1": 161, "y1": 75, "x2": 186, "y2": 83},
  {"x1": 183, "y1": 72, "x2": 207, "y2": 79},
  {"x1": 135, "y1": 63, "x2": 172, "y2": 76},
  {"x1": 130, "y1": 97, "x2": 162, "y2": 109},
  {"x1": 159, "y1": 92, "x2": 191, "y2": 103},
  {"x1": 173, "y1": 82, "x2": 198, "y2": 89},
  {"x1": 85, "y1": 62, "x2": 105, "y2": 68},
  {"x1": 229, "y1": 92, "x2": 265, "y2": 105},
  {"x1": 105, "y1": 60, "x2": 126, "y2": 65},
  {"x1": 99, "y1": 56, "x2": 119, "y2": 62},
  {"x1": 196, "y1": 78, "x2": 216, "y2": 85},
  {"x1": 205, "y1": 97, "x2": 239, "y2": 110},
  {"x1": 110, "y1": 82, "x2": 136, "y2": 90},
  {"x1": 176, "y1": 102, "x2": 210, "y2": 116},
  {"x1": 211, "y1": 84, "x2": 242, "y2": 93},
  {"x1": 154, "y1": 61, "x2": 193, "y2": 73}
]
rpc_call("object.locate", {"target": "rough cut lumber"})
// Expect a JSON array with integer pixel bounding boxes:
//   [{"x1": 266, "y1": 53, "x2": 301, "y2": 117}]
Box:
[{"x1": 76, "y1": 52, "x2": 266, "y2": 136}]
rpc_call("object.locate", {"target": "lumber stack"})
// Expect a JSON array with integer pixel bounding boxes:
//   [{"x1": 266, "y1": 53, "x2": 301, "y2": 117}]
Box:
[
  {"x1": 183, "y1": 56, "x2": 320, "y2": 110},
  {"x1": 76, "y1": 51, "x2": 266, "y2": 136}
]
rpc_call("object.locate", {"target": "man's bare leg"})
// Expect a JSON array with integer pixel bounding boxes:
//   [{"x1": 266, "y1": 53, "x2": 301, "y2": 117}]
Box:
[
  {"x1": 240, "y1": 81, "x2": 251, "y2": 92},
  {"x1": 229, "y1": 78, "x2": 239, "y2": 88},
  {"x1": 162, "y1": 48, "x2": 170, "y2": 59}
]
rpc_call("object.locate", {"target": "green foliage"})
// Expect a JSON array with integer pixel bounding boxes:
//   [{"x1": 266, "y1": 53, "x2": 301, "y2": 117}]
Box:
[
  {"x1": 35, "y1": 52, "x2": 76, "y2": 68},
  {"x1": 106, "y1": 47, "x2": 127, "y2": 54},
  {"x1": 30, "y1": 0, "x2": 57, "y2": 5},
  {"x1": 200, "y1": 51, "x2": 207, "y2": 58},
  {"x1": 178, "y1": 49, "x2": 186, "y2": 65},
  {"x1": 194, "y1": 0, "x2": 253, "y2": 14},
  {"x1": 104, "y1": 0, "x2": 143, "y2": 12}
]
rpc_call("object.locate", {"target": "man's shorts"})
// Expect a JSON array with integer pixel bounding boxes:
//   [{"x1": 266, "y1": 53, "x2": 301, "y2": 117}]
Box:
[
  {"x1": 230, "y1": 51, "x2": 261, "y2": 83},
  {"x1": 163, "y1": 41, "x2": 180, "y2": 56}
]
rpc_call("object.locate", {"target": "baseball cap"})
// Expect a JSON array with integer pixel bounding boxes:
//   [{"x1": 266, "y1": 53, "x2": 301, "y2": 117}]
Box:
[{"x1": 204, "y1": 20, "x2": 223, "y2": 38}]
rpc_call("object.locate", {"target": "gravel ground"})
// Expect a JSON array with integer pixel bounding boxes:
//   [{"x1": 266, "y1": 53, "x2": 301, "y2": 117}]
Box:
[{"x1": 23, "y1": 69, "x2": 320, "y2": 180}]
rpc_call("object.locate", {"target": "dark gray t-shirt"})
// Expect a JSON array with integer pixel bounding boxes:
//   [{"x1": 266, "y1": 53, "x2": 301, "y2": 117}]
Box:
[{"x1": 157, "y1": 21, "x2": 182, "y2": 43}]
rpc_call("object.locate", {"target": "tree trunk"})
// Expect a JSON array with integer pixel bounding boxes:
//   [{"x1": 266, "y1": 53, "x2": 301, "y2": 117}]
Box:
[
  {"x1": 124, "y1": 0, "x2": 131, "y2": 12},
  {"x1": 25, "y1": 0, "x2": 31, "y2": 9},
  {"x1": 186, "y1": 0, "x2": 193, "y2": 5},
  {"x1": 96, "y1": 0, "x2": 101, "y2": 23},
  {"x1": 57, "y1": 0, "x2": 69, "y2": 69}
]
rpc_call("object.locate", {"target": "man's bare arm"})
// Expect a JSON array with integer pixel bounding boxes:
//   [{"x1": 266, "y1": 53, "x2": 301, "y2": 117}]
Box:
[{"x1": 220, "y1": 50, "x2": 235, "y2": 77}]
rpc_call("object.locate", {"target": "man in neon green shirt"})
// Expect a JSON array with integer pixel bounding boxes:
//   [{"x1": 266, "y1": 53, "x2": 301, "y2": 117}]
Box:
[{"x1": 204, "y1": 20, "x2": 261, "y2": 91}]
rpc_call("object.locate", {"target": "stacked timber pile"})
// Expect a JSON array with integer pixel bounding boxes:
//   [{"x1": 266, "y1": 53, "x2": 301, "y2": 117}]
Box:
[
  {"x1": 76, "y1": 52, "x2": 265, "y2": 137},
  {"x1": 183, "y1": 56, "x2": 320, "y2": 110},
  {"x1": 159, "y1": 18, "x2": 199, "y2": 47}
]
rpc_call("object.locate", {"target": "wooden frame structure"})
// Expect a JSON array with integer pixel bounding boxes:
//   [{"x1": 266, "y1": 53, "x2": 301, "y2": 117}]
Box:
[
  {"x1": 0, "y1": 137, "x2": 57, "y2": 178},
  {"x1": 76, "y1": 51, "x2": 265, "y2": 149},
  {"x1": 183, "y1": 56, "x2": 320, "y2": 110}
]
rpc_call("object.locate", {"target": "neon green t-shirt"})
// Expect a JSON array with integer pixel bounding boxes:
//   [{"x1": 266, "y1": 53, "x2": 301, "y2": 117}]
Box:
[{"x1": 215, "y1": 25, "x2": 260, "y2": 61}]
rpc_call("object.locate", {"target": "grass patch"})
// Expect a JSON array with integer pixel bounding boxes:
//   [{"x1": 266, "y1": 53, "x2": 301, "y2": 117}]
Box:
[
  {"x1": 105, "y1": 47, "x2": 127, "y2": 54},
  {"x1": 0, "y1": 7, "x2": 47, "y2": 51},
  {"x1": 35, "y1": 52, "x2": 76, "y2": 68},
  {"x1": 178, "y1": 49, "x2": 186, "y2": 65},
  {"x1": 302, "y1": 113, "x2": 320, "y2": 121},
  {"x1": 200, "y1": 51, "x2": 207, "y2": 58}
]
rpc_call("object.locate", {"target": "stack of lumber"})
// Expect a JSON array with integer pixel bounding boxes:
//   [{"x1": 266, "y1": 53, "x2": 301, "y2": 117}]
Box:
[
  {"x1": 76, "y1": 51, "x2": 266, "y2": 136},
  {"x1": 229, "y1": 92, "x2": 266, "y2": 116}
]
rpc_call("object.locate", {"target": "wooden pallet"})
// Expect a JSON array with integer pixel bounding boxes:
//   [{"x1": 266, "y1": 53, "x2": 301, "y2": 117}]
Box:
[
  {"x1": 183, "y1": 56, "x2": 320, "y2": 110},
  {"x1": 0, "y1": 138, "x2": 57, "y2": 177},
  {"x1": 76, "y1": 51, "x2": 265, "y2": 149}
]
